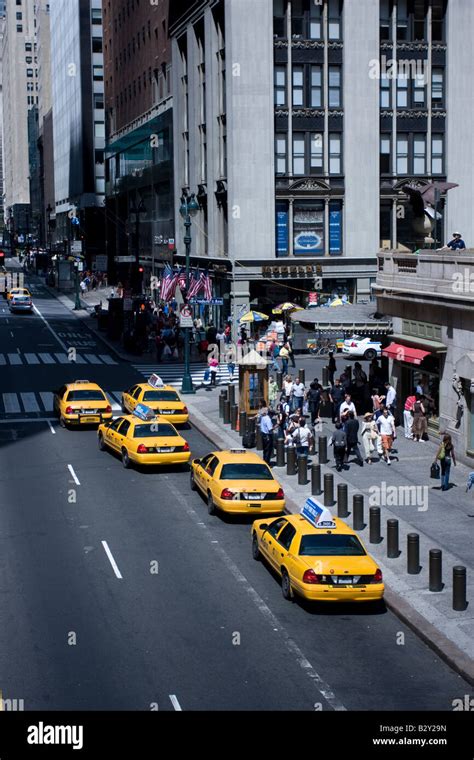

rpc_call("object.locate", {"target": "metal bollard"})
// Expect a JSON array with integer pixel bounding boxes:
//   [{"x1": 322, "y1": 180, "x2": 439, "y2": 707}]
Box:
[
  {"x1": 369, "y1": 506, "x2": 381, "y2": 543},
  {"x1": 276, "y1": 438, "x2": 285, "y2": 467},
  {"x1": 429, "y1": 549, "x2": 443, "y2": 592},
  {"x1": 298, "y1": 368, "x2": 305, "y2": 385},
  {"x1": 353, "y1": 494, "x2": 364, "y2": 531},
  {"x1": 318, "y1": 435, "x2": 328, "y2": 464},
  {"x1": 256, "y1": 425, "x2": 263, "y2": 451},
  {"x1": 239, "y1": 411, "x2": 247, "y2": 438},
  {"x1": 309, "y1": 428, "x2": 316, "y2": 455},
  {"x1": 286, "y1": 446, "x2": 297, "y2": 476},
  {"x1": 387, "y1": 519, "x2": 399, "y2": 558},
  {"x1": 322, "y1": 366, "x2": 329, "y2": 387},
  {"x1": 227, "y1": 384, "x2": 235, "y2": 407},
  {"x1": 219, "y1": 393, "x2": 225, "y2": 419},
  {"x1": 298, "y1": 455, "x2": 308, "y2": 485},
  {"x1": 323, "y1": 473, "x2": 334, "y2": 506},
  {"x1": 311, "y1": 463, "x2": 322, "y2": 495},
  {"x1": 337, "y1": 483, "x2": 348, "y2": 518},
  {"x1": 453, "y1": 566, "x2": 467, "y2": 611},
  {"x1": 276, "y1": 372, "x2": 283, "y2": 391},
  {"x1": 407, "y1": 533, "x2": 420, "y2": 574},
  {"x1": 223, "y1": 399, "x2": 231, "y2": 425},
  {"x1": 230, "y1": 404, "x2": 238, "y2": 431}
]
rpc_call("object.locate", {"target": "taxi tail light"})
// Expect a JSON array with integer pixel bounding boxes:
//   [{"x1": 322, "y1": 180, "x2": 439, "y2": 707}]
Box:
[
  {"x1": 182, "y1": 441, "x2": 190, "y2": 452},
  {"x1": 276, "y1": 488, "x2": 284, "y2": 500},
  {"x1": 137, "y1": 444, "x2": 148, "y2": 454},
  {"x1": 105, "y1": 405, "x2": 112, "y2": 414},
  {"x1": 303, "y1": 569, "x2": 322, "y2": 584},
  {"x1": 183, "y1": 406, "x2": 188, "y2": 414},
  {"x1": 373, "y1": 568, "x2": 383, "y2": 583},
  {"x1": 220, "y1": 488, "x2": 234, "y2": 500},
  {"x1": 65, "y1": 406, "x2": 74, "y2": 415}
]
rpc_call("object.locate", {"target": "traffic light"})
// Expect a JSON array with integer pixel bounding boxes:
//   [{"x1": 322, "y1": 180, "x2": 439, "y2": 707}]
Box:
[
  {"x1": 138, "y1": 266, "x2": 144, "y2": 273},
  {"x1": 0, "y1": 251, "x2": 5, "y2": 261}
]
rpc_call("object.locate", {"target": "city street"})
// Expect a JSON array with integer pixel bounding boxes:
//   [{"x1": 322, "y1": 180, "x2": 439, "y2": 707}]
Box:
[{"x1": 0, "y1": 273, "x2": 469, "y2": 711}]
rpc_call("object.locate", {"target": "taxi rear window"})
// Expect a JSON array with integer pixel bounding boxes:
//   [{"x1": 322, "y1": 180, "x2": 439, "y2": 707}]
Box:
[
  {"x1": 220, "y1": 463, "x2": 273, "y2": 480},
  {"x1": 133, "y1": 424, "x2": 179, "y2": 438},
  {"x1": 143, "y1": 390, "x2": 179, "y2": 402},
  {"x1": 12, "y1": 295, "x2": 30, "y2": 301},
  {"x1": 66, "y1": 390, "x2": 106, "y2": 401},
  {"x1": 299, "y1": 534, "x2": 366, "y2": 556}
]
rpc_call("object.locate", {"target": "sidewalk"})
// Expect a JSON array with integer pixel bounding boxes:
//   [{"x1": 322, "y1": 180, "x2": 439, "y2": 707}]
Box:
[{"x1": 184, "y1": 385, "x2": 474, "y2": 685}]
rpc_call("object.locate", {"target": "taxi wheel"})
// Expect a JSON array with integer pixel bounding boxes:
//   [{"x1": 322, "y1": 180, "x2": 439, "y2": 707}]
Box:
[
  {"x1": 364, "y1": 349, "x2": 377, "y2": 360},
  {"x1": 190, "y1": 471, "x2": 197, "y2": 491},
  {"x1": 281, "y1": 569, "x2": 294, "y2": 601},
  {"x1": 121, "y1": 448, "x2": 131, "y2": 469},
  {"x1": 207, "y1": 492, "x2": 217, "y2": 515},
  {"x1": 98, "y1": 433, "x2": 106, "y2": 451},
  {"x1": 251, "y1": 534, "x2": 261, "y2": 561}
]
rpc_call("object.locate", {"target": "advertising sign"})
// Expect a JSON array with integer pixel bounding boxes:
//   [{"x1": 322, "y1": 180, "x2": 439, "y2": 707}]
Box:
[
  {"x1": 294, "y1": 204, "x2": 324, "y2": 254},
  {"x1": 275, "y1": 205, "x2": 289, "y2": 257}
]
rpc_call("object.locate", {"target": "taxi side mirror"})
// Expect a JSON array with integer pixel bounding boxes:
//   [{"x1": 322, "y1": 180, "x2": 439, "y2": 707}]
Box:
[
  {"x1": 193, "y1": 458, "x2": 201, "y2": 466},
  {"x1": 260, "y1": 523, "x2": 269, "y2": 532}
]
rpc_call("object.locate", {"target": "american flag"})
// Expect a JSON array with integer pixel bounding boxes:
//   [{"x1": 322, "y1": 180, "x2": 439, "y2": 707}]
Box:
[
  {"x1": 203, "y1": 270, "x2": 212, "y2": 301},
  {"x1": 177, "y1": 268, "x2": 187, "y2": 292},
  {"x1": 186, "y1": 268, "x2": 202, "y2": 299},
  {"x1": 160, "y1": 263, "x2": 179, "y2": 302}
]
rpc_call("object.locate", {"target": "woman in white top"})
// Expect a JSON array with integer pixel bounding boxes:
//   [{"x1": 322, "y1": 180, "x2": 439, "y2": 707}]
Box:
[
  {"x1": 283, "y1": 375, "x2": 293, "y2": 402},
  {"x1": 361, "y1": 412, "x2": 379, "y2": 464}
]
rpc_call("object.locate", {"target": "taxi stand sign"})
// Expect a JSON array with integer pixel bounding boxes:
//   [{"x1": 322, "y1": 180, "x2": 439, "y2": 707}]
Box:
[
  {"x1": 133, "y1": 403, "x2": 156, "y2": 421},
  {"x1": 148, "y1": 373, "x2": 165, "y2": 389},
  {"x1": 301, "y1": 498, "x2": 336, "y2": 529}
]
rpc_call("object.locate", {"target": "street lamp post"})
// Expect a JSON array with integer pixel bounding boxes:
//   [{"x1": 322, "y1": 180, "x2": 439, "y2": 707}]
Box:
[
  {"x1": 179, "y1": 193, "x2": 199, "y2": 395},
  {"x1": 73, "y1": 261, "x2": 81, "y2": 310},
  {"x1": 129, "y1": 198, "x2": 146, "y2": 295}
]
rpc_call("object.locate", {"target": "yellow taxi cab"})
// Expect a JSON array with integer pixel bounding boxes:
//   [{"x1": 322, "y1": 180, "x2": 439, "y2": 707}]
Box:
[
  {"x1": 54, "y1": 380, "x2": 113, "y2": 428},
  {"x1": 97, "y1": 403, "x2": 191, "y2": 469},
  {"x1": 7, "y1": 286, "x2": 31, "y2": 303},
  {"x1": 190, "y1": 449, "x2": 285, "y2": 516},
  {"x1": 251, "y1": 498, "x2": 384, "y2": 603},
  {"x1": 121, "y1": 374, "x2": 189, "y2": 425}
]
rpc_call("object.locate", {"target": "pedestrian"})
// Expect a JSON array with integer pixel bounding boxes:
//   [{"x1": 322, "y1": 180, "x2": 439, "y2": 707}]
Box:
[
  {"x1": 384, "y1": 381, "x2": 397, "y2": 416},
  {"x1": 361, "y1": 411, "x2": 378, "y2": 464},
  {"x1": 155, "y1": 332, "x2": 165, "y2": 362},
  {"x1": 403, "y1": 391, "x2": 417, "y2": 439},
  {"x1": 329, "y1": 378, "x2": 345, "y2": 423},
  {"x1": 227, "y1": 359, "x2": 235, "y2": 380},
  {"x1": 412, "y1": 394, "x2": 428, "y2": 442},
  {"x1": 438, "y1": 232, "x2": 466, "y2": 251},
  {"x1": 208, "y1": 355, "x2": 219, "y2": 386},
  {"x1": 330, "y1": 422, "x2": 347, "y2": 472},
  {"x1": 327, "y1": 351, "x2": 337, "y2": 384},
  {"x1": 259, "y1": 407, "x2": 275, "y2": 465},
  {"x1": 283, "y1": 374, "x2": 293, "y2": 402},
  {"x1": 306, "y1": 381, "x2": 321, "y2": 425},
  {"x1": 290, "y1": 376, "x2": 305, "y2": 413},
  {"x1": 268, "y1": 377, "x2": 279, "y2": 408},
  {"x1": 279, "y1": 344, "x2": 289, "y2": 374},
  {"x1": 80, "y1": 278, "x2": 87, "y2": 294},
  {"x1": 286, "y1": 416, "x2": 313, "y2": 458},
  {"x1": 376, "y1": 407, "x2": 396, "y2": 465},
  {"x1": 371, "y1": 387, "x2": 385, "y2": 414},
  {"x1": 270, "y1": 340, "x2": 281, "y2": 373},
  {"x1": 436, "y1": 433, "x2": 456, "y2": 491},
  {"x1": 344, "y1": 411, "x2": 364, "y2": 466},
  {"x1": 286, "y1": 339, "x2": 296, "y2": 369},
  {"x1": 276, "y1": 398, "x2": 290, "y2": 438},
  {"x1": 339, "y1": 393, "x2": 356, "y2": 421}
]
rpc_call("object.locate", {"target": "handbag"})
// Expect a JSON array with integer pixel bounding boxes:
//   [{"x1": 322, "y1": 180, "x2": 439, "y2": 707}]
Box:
[{"x1": 430, "y1": 461, "x2": 440, "y2": 479}]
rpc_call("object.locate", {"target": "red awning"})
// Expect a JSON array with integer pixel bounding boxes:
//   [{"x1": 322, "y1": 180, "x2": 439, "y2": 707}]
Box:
[{"x1": 382, "y1": 342, "x2": 431, "y2": 365}]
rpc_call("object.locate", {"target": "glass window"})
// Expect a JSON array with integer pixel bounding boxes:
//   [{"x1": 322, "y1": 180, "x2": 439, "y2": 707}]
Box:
[
  {"x1": 380, "y1": 0, "x2": 392, "y2": 40},
  {"x1": 413, "y1": 0, "x2": 426, "y2": 41},
  {"x1": 293, "y1": 134, "x2": 305, "y2": 175},
  {"x1": 396, "y1": 0, "x2": 408, "y2": 39},
  {"x1": 274, "y1": 66, "x2": 286, "y2": 107},
  {"x1": 294, "y1": 202, "x2": 324, "y2": 255},
  {"x1": 292, "y1": 66, "x2": 304, "y2": 107},
  {"x1": 118, "y1": 419, "x2": 131, "y2": 436},
  {"x1": 66, "y1": 390, "x2": 106, "y2": 401},
  {"x1": 328, "y1": 67, "x2": 341, "y2": 108},
  {"x1": 309, "y1": 0, "x2": 322, "y2": 39},
  {"x1": 219, "y1": 463, "x2": 274, "y2": 480},
  {"x1": 143, "y1": 390, "x2": 180, "y2": 401},
  {"x1": 274, "y1": 0, "x2": 285, "y2": 38},
  {"x1": 396, "y1": 134, "x2": 408, "y2": 174},
  {"x1": 396, "y1": 75, "x2": 408, "y2": 107},
  {"x1": 278, "y1": 523, "x2": 296, "y2": 550},
  {"x1": 432, "y1": 0, "x2": 446, "y2": 41},
  {"x1": 413, "y1": 134, "x2": 426, "y2": 174},
  {"x1": 432, "y1": 135, "x2": 443, "y2": 174},
  {"x1": 310, "y1": 133, "x2": 323, "y2": 172},
  {"x1": 275, "y1": 134, "x2": 287, "y2": 174},
  {"x1": 413, "y1": 73, "x2": 425, "y2": 106},
  {"x1": 133, "y1": 424, "x2": 179, "y2": 438},
  {"x1": 329, "y1": 133, "x2": 342, "y2": 174},
  {"x1": 380, "y1": 73, "x2": 391, "y2": 108},
  {"x1": 299, "y1": 534, "x2": 366, "y2": 556},
  {"x1": 95, "y1": 122, "x2": 105, "y2": 138},
  {"x1": 328, "y1": 0, "x2": 341, "y2": 39},
  {"x1": 380, "y1": 135, "x2": 391, "y2": 173},
  {"x1": 268, "y1": 518, "x2": 287, "y2": 539},
  {"x1": 432, "y1": 69, "x2": 444, "y2": 106},
  {"x1": 310, "y1": 66, "x2": 322, "y2": 107}
]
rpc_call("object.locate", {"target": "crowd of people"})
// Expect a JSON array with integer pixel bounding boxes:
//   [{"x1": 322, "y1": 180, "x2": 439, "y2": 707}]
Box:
[{"x1": 79, "y1": 271, "x2": 108, "y2": 292}]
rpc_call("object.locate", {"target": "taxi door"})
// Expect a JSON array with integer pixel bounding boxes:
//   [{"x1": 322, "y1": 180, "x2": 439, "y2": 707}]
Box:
[
  {"x1": 104, "y1": 418, "x2": 126, "y2": 450},
  {"x1": 113, "y1": 419, "x2": 131, "y2": 450},
  {"x1": 54, "y1": 386, "x2": 67, "y2": 415},
  {"x1": 272, "y1": 523, "x2": 298, "y2": 577},
  {"x1": 123, "y1": 386, "x2": 141, "y2": 413},
  {"x1": 193, "y1": 453, "x2": 213, "y2": 491},
  {"x1": 202, "y1": 456, "x2": 219, "y2": 496},
  {"x1": 260, "y1": 518, "x2": 287, "y2": 570}
]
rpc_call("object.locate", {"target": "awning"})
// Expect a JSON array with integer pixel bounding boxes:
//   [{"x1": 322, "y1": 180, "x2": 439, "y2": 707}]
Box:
[
  {"x1": 382, "y1": 342, "x2": 430, "y2": 365},
  {"x1": 389, "y1": 333, "x2": 447, "y2": 353}
]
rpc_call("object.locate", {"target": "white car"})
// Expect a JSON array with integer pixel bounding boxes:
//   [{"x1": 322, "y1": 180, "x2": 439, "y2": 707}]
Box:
[
  {"x1": 9, "y1": 293, "x2": 33, "y2": 312},
  {"x1": 342, "y1": 335, "x2": 382, "y2": 360}
]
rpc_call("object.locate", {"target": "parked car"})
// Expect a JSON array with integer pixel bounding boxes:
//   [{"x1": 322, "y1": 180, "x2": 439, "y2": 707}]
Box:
[{"x1": 342, "y1": 335, "x2": 382, "y2": 360}]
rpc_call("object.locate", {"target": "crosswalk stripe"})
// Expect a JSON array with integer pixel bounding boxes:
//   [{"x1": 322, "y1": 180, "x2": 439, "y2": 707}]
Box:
[
  {"x1": 7, "y1": 353, "x2": 22, "y2": 365},
  {"x1": 72, "y1": 355, "x2": 87, "y2": 364},
  {"x1": 99, "y1": 355, "x2": 118, "y2": 365},
  {"x1": 84, "y1": 354, "x2": 102, "y2": 364},
  {"x1": 39, "y1": 392, "x2": 54, "y2": 412},
  {"x1": 3, "y1": 393, "x2": 21, "y2": 413},
  {"x1": 38, "y1": 353, "x2": 54, "y2": 364},
  {"x1": 106, "y1": 392, "x2": 122, "y2": 411},
  {"x1": 0, "y1": 355, "x2": 6, "y2": 365},
  {"x1": 21, "y1": 393, "x2": 40, "y2": 413},
  {"x1": 24, "y1": 353, "x2": 40, "y2": 365},
  {"x1": 54, "y1": 354, "x2": 69, "y2": 364}
]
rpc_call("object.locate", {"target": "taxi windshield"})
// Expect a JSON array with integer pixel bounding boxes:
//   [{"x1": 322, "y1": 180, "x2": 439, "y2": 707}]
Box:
[
  {"x1": 299, "y1": 534, "x2": 366, "y2": 556},
  {"x1": 67, "y1": 390, "x2": 106, "y2": 401},
  {"x1": 133, "y1": 424, "x2": 179, "y2": 438},
  {"x1": 220, "y1": 463, "x2": 273, "y2": 480},
  {"x1": 13, "y1": 295, "x2": 30, "y2": 301},
  {"x1": 143, "y1": 390, "x2": 179, "y2": 402}
]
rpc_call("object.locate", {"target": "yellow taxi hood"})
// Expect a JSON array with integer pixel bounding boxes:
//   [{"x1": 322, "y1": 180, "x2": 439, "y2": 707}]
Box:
[{"x1": 297, "y1": 554, "x2": 378, "y2": 575}]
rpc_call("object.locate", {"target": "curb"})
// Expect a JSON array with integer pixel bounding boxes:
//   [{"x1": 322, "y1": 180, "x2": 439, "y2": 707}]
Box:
[{"x1": 188, "y1": 405, "x2": 474, "y2": 687}]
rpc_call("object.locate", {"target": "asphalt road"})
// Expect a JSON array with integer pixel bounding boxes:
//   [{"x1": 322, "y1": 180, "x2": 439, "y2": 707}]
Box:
[{"x1": 0, "y1": 269, "x2": 469, "y2": 711}]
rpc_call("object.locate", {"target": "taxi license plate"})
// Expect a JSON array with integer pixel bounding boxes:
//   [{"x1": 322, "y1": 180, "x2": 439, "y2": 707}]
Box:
[
  {"x1": 157, "y1": 447, "x2": 174, "y2": 453},
  {"x1": 335, "y1": 576, "x2": 353, "y2": 585},
  {"x1": 160, "y1": 410, "x2": 173, "y2": 414},
  {"x1": 82, "y1": 410, "x2": 97, "y2": 415},
  {"x1": 81, "y1": 416, "x2": 99, "y2": 423},
  {"x1": 247, "y1": 493, "x2": 263, "y2": 500}
]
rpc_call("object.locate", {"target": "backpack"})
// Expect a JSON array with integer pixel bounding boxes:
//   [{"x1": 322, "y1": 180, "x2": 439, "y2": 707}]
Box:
[{"x1": 273, "y1": 344, "x2": 280, "y2": 358}]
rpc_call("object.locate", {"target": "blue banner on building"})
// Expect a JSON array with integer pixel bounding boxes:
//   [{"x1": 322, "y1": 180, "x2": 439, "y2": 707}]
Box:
[
  {"x1": 276, "y1": 206, "x2": 289, "y2": 257},
  {"x1": 329, "y1": 204, "x2": 342, "y2": 254}
]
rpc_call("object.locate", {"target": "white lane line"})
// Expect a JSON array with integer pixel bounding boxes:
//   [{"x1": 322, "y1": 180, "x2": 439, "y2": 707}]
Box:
[
  {"x1": 167, "y1": 480, "x2": 346, "y2": 712},
  {"x1": 67, "y1": 464, "x2": 81, "y2": 486},
  {"x1": 169, "y1": 695, "x2": 182, "y2": 712},
  {"x1": 24, "y1": 353, "x2": 40, "y2": 364},
  {"x1": 3, "y1": 394, "x2": 21, "y2": 413},
  {"x1": 99, "y1": 355, "x2": 118, "y2": 365},
  {"x1": 9, "y1": 331, "x2": 13, "y2": 338},
  {"x1": 21, "y1": 393, "x2": 40, "y2": 413},
  {"x1": 0, "y1": 355, "x2": 5, "y2": 365},
  {"x1": 38, "y1": 352, "x2": 54, "y2": 364},
  {"x1": 73, "y1": 354, "x2": 87, "y2": 364},
  {"x1": 84, "y1": 354, "x2": 102, "y2": 364},
  {"x1": 101, "y1": 541, "x2": 123, "y2": 579},
  {"x1": 54, "y1": 353, "x2": 69, "y2": 364},
  {"x1": 33, "y1": 303, "x2": 68, "y2": 352},
  {"x1": 47, "y1": 421, "x2": 56, "y2": 435}
]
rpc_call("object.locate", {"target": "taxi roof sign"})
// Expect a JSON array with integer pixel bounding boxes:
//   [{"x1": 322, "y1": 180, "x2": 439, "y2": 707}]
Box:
[
  {"x1": 133, "y1": 403, "x2": 156, "y2": 421},
  {"x1": 148, "y1": 373, "x2": 165, "y2": 388},
  {"x1": 301, "y1": 498, "x2": 336, "y2": 529}
]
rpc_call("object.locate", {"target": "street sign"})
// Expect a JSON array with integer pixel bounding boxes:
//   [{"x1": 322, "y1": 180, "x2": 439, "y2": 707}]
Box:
[
  {"x1": 95, "y1": 255, "x2": 107, "y2": 270},
  {"x1": 189, "y1": 298, "x2": 224, "y2": 306},
  {"x1": 71, "y1": 241, "x2": 83, "y2": 253},
  {"x1": 179, "y1": 304, "x2": 193, "y2": 328},
  {"x1": 114, "y1": 255, "x2": 136, "y2": 263},
  {"x1": 77, "y1": 262, "x2": 84, "y2": 272}
]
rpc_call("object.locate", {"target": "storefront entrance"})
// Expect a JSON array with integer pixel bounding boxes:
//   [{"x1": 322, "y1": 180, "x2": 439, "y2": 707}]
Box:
[{"x1": 401, "y1": 355, "x2": 442, "y2": 432}]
